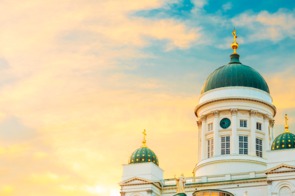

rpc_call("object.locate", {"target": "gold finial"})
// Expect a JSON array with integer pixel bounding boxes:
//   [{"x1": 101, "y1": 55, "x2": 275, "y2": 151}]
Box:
[
  {"x1": 231, "y1": 28, "x2": 239, "y2": 54},
  {"x1": 285, "y1": 114, "x2": 290, "y2": 132},
  {"x1": 142, "y1": 129, "x2": 147, "y2": 147}
]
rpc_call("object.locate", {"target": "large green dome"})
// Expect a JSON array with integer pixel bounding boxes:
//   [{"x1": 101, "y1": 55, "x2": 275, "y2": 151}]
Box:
[
  {"x1": 129, "y1": 146, "x2": 159, "y2": 166},
  {"x1": 271, "y1": 132, "x2": 295, "y2": 150},
  {"x1": 201, "y1": 54, "x2": 270, "y2": 94}
]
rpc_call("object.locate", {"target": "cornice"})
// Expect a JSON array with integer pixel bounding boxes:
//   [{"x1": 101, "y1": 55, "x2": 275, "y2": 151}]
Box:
[{"x1": 195, "y1": 97, "x2": 276, "y2": 117}]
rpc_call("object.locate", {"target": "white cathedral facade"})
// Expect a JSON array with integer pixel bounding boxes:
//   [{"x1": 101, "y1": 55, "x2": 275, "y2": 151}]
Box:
[{"x1": 119, "y1": 31, "x2": 295, "y2": 196}]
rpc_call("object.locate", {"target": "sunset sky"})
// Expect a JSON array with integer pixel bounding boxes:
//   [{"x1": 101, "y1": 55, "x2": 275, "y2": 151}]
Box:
[{"x1": 1, "y1": 0, "x2": 295, "y2": 195}]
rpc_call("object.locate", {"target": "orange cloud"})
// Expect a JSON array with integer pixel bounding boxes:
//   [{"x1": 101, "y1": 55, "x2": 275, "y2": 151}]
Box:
[{"x1": 0, "y1": 1, "x2": 202, "y2": 195}]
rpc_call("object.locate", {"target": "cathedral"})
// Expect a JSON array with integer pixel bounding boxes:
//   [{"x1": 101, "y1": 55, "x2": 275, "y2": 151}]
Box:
[{"x1": 119, "y1": 30, "x2": 295, "y2": 196}]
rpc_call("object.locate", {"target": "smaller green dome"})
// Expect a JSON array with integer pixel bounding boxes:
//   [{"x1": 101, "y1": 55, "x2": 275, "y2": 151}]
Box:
[
  {"x1": 174, "y1": 193, "x2": 187, "y2": 196},
  {"x1": 129, "y1": 147, "x2": 159, "y2": 166},
  {"x1": 271, "y1": 132, "x2": 295, "y2": 150}
]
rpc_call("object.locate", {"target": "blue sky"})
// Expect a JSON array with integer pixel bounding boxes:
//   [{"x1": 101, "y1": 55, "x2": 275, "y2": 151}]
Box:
[
  {"x1": 124, "y1": 0, "x2": 295, "y2": 97},
  {"x1": 0, "y1": 0, "x2": 295, "y2": 195}
]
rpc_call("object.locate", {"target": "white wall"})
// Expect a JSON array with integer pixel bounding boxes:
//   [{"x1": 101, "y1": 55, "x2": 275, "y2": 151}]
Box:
[{"x1": 122, "y1": 162, "x2": 163, "y2": 182}]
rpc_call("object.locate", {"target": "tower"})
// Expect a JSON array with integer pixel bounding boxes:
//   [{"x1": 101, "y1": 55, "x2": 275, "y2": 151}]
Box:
[
  {"x1": 120, "y1": 130, "x2": 163, "y2": 196},
  {"x1": 120, "y1": 30, "x2": 295, "y2": 196},
  {"x1": 193, "y1": 29, "x2": 276, "y2": 177}
]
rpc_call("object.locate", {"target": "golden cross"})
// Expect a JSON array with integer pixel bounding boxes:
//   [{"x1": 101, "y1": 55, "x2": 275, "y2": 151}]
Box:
[
  {"x1": 231, "y1": 28, "x2": 239, "y2": 54},
  {"x1": 232, "y1": 29, "x2": 237, "y2": 41},
  {"x1": 142, "y1": 129, "x2": 147, "y2": 147},
  {"x1": 285, "y1": 114, "x2": 289, "y2": 132}
]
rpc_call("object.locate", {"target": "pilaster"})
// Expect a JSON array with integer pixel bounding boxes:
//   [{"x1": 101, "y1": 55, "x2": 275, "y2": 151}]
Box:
[
  {"x1": 269, "y1": 119, "x2": 275, "y2": 144},
  {"x1": 231, "y1": 108, "x2": 238, "y2": 154},
  {"x1": 201, "y1": 115, "x2": 207, "y2": 160},
  {"x1": 213, "y1": 111, "x2": 219, "y2": 156},
  {"x1": 250, "y1": 110, "x2": 257, "y2": 156},
  {"x1": 263, "y1": 114, "x2": 270, "y2": 151}
]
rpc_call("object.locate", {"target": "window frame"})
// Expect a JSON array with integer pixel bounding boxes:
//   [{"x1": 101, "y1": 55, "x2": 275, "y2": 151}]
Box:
[
  {"x1": 239, "y1": 135, "x2": 248, "y2": 155},
  {"x1": 240, "y1": 119, "x2": 247, "y2": 128},
  {"x1": 221, "y1": 136, "x2": 230, "y2": 155},
  {"x1": 256, "y1": 138, "x2": 263, "y2": 157},
  {"x1": 256, "y1": 122, "x2": 262, "y2": 130},
  {"x1": 207, "y1": 138, "x2": 214, "y2": 158}
]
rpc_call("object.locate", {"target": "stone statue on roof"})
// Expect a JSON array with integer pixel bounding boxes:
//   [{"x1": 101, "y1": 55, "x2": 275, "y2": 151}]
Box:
[{"x1": 175, "y1": 174, "x2": 186, "y2": 193}]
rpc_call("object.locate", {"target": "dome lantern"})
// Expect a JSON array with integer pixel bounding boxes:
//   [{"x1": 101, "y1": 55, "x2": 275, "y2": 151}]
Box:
[{"x1": 200, "y1": 29, "x2": 270, "y2": 94}]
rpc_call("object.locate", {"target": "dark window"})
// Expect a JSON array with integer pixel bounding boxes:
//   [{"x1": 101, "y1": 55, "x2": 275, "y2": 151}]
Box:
[
  {"x1": 221, "y1": 136, "x2": 230, "y2": 155},
  {"x1": 256, "y1": 122, "x2": 262, "y2": 130},
  {"x1": 256, "y1": 138, "x2": 263, "y2": 157},
  {"x1": 240, "y1": 120, "x2": 247, "y2": 127},
  {"x1": 239, "y1": 136, "x2": 248, "y2": 154}
]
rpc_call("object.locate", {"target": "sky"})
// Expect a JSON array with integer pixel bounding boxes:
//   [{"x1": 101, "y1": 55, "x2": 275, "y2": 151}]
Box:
[{"x1": 1, "y1": 0, "x2": 295, "y2": 195}]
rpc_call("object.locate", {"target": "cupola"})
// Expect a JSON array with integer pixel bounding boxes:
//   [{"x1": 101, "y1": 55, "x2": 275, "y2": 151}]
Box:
[
  {"x1": 201, "y1": 29, "x2": 269, "y2": 94},
  {"x1": 271, "y1": 114, "x2": 295, "y2": 150},
  {"x1": 129, "y1": 129, "x2": 159, "y2": 166}
]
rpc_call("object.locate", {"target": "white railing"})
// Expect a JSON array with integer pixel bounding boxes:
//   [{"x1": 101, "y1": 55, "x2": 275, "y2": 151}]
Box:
[{"x1": 163, "y1": 172, "x2": 266, "y2": 185}]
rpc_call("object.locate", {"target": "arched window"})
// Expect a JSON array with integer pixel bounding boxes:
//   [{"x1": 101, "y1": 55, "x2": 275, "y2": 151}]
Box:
[{"x1": 279, "y1": 186, "x2": 292, "y2": 196}]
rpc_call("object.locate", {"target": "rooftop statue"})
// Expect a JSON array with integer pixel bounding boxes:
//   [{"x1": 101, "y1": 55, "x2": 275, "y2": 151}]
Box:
[{"x1": 175, "y1": 174, "x2": 186, "y2": 193}]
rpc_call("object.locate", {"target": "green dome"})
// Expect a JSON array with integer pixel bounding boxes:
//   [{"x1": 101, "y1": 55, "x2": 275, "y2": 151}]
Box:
[
  {"x1": 201, "y1": 54, "x2": 269, "y2": 94},
  {"x1": 129, "y1": 147, "x2": 159, "y2": 166},
  {"x1": 174, "y1": 193, "x2": 187, "y2": 196},
  {"x1": 271, "y1": 132, "x2": 295, "y2": 150}
]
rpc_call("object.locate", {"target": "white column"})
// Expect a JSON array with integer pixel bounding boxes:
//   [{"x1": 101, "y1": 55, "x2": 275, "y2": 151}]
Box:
[
  {"x1": 250, "y1": 110, "x2": 257, "y2": 156},
  {"x1": 270, "y1": 119, "x2": 275, "y2": 144},
  {"x1": 201, "y1": 115, "x2": 207, "y2": 160},
  {"x1": 231, "y1": 109, "x2": 238, "y2": 154},
  {"x1": 197, "y1": 120, "x2": 202, "y2": 161},
  {"x1": 213, "y1": 111, "x2": 219, "y2": 156},
  {"x1": 264, "y1": 115, "x2": 270, "y2": 151}
]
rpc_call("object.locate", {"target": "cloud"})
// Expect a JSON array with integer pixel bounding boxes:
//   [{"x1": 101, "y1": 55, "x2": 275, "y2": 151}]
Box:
[
  {"x1": 0, "y1": 116, "x2": 36, "y2": 142},
  {"x1": 232, "y1": 9, "x2": 295, "y2": 42},
  {"x1": 192, "y1": 0, "x2": 208, "y2": 8},
  {"x1": 268, "y1": 68, "x2": 295, "y2": 109},
  {"x1": 0, "y1": 0, "x2": 202, "y2": 195},
  {"x1": 0, "y1": 1, "x2": 293, "y2": 195},
  {"x1": 222, "y1": 2, "x2": 232, "y2": 12}
]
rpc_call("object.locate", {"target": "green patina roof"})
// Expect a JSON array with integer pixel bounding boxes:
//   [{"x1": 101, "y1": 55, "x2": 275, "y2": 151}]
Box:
[
  {"x1": 271, "y1": 132, "x2": 295, "y2": 150},
  {"x1": 174, "y1": 193, "x2": 187, "y2": 196},
  {"x1": 129, "y1": 147, "x2": 159, "y2": 166},
  {"x1": 201, "y1": 54, "x2": 270, "y2": 94}
]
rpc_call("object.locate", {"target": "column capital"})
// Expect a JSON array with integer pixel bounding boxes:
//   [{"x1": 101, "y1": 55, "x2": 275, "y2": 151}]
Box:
[
  {"x1": 212, "y1": 110, "x2": 219, "y2": 117},
  {"x1": 231, "y1": 108, "x2": 238, "y2": 115},
  {"x1": 200, "y1": 115, "x2": 207, "y2": 121},
  {"x1": 263, "y1": 114, "x2": 271, "y2": 120},
  {"x1": 250, "y1": 110, "x2": 258, "y2": 116},
  {"x1": 196, "y1": 120, "x2": 202, "y2": 126},
  {"x1": 120, "y1": 192, "x2": 125, "y2": 196},
  {"x1": 269, "y1": 119, "x2": 275, "y2": 127}
]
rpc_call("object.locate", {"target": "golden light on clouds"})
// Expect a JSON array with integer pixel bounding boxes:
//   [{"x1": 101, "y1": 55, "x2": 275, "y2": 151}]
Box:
[
  {"x1": 0, "y1": 1, "x2": 201, "y2": 195},
  {"x1": 0, "y1": 1, "x2": 294, "y2": 195}
]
